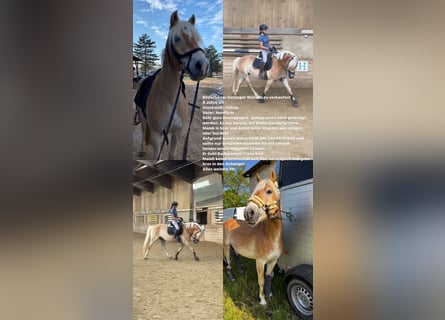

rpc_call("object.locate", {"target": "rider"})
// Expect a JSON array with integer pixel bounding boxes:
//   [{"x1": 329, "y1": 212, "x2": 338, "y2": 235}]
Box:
[
  {"x1": 258, "y1": 24, "x2": 271, "y2": 79},
  {"x1": 170, "y1": 201, "x2": 181, "y2": 241}
]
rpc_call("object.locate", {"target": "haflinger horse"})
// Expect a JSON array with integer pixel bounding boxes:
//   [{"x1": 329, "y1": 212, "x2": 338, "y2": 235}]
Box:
[
  {"x1": 138, "y1": 10, "x2": 209, "y2": 159},
  {"x1": 223, "y1": 169, "x2": 283, "y2": 306},
  {"x1": 143, "y1": 220, "x2": 205, "y2": 261},
  {"x1": 231, "y1": 50, "x2": 299, "y2": 107}
]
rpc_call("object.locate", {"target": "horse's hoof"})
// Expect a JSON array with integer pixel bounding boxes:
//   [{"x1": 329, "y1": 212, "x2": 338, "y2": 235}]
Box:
[
  {"x1": 143, "y1": 257, "x2": 148, "y2": 260},
  {"x1": 137, "y1": 151, "x2": 146, "y2": 158},
  {"x1": 292, "y1": 101, "x2": 299, "y2": 107},
  {"x1": 257, "y1": 98, "x2": 265, "y2": 103},
  {"x1": 226, "y1": 270, "x2": 236, "y2": 282},
  {"x1": 194, "y1": 257, "x2": 200, "y2": 261}
]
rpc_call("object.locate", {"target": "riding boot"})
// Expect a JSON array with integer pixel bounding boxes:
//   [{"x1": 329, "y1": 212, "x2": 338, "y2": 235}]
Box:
[{"x1": 258, "y1": 62, "x2": 266, "y2": 79}]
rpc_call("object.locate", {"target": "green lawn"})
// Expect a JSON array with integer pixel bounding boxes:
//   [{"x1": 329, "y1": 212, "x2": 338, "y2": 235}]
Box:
[{"x1": 223, "y1": 256, "x2": 302, "y2": 320}]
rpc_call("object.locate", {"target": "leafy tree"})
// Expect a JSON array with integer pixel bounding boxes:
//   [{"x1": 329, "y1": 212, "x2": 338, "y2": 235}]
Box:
[
  {"x1": 133, "y1": 34, "x2": 159, "y2": 75},
  {"x1": 223, "y1": 165, "x2": 250, "y2": 208},
  {"x1": 204, "y1": 45, "x2": 222, "y2": 77}
]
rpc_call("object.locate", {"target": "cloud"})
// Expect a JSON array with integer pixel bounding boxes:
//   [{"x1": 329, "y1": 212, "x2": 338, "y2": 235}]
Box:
[
  {"x1": 134, "y1": 15, "x2": 149, "y2": 28},
  {"x1": 150, "y1": 25, "x2": 169, "y2": 39},
  {"x1": 142, "y1": 0, "x2": 177, "y2": 12}
]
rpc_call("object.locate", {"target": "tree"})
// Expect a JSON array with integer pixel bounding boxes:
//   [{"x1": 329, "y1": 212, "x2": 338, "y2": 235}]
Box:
[
  {"x1": 133, "y1": 34, "x2": 159, "y2": 75},
  {"x1": 204, "y1": 45, "x2": 222, "y2": 77},
  {"x1": 223, "y1": 165, "x2": 250, "y2": 208}
]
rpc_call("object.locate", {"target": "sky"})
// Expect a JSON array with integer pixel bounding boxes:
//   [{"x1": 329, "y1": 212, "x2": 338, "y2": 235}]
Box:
[{"x1": 133, "y1": 0, "x2": 223, "y2": 64}]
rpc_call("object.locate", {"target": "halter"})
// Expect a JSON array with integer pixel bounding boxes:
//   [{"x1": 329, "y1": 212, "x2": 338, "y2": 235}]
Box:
[
  {"x1": 156, "y1": 39, "x2": 204, "y2": 160},
  {"x1": 248, "y1": 194, "x2": 280, "y2": 219}
]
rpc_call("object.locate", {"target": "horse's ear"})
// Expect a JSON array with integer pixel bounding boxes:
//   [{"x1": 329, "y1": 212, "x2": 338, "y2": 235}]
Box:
[
  {"x1": 270, "y1": 169, "x2": 277, "y2": 183},
  {"x1": 170, "y1": 10, "x2": 179, "y2": 28},
  {"x1": 256, "y1": 173, "x2": 262, "y2": 182},
  {"x1": 188, "y1": 14, "x2": 195, "y2": 25}
]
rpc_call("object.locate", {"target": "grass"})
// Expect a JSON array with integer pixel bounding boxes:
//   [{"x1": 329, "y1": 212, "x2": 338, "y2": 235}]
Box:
[{"x1": 224, "y1": 256, "x2": 302, "y2": 320}]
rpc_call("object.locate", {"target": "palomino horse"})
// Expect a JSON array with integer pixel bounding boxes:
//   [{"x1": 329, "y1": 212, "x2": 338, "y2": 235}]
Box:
[
  {"x1": 223, "y1": 169, "x2": 283, "y2": 305},
  {"x1": 143, "y1": 221, "x2": 205, "y2": 261},
  {"x1": 137, "y1": 10, "x2": 209, "y2": 159},
  {"x1": 231, "y1": 51, "x2": 299, "y2": 107}
]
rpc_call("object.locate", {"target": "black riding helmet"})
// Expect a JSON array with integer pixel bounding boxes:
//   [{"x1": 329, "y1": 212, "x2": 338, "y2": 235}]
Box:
[
  {"x1": 171, "y1": 201, "x2": 178, "y2": 206},
  {"x1": 259, "y1": 24, "x2": 268, "y2": 31}
]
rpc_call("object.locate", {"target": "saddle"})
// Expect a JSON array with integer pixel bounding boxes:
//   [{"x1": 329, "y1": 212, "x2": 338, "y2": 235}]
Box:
[
  {"x1": 252, "y1": 49, "x2": 276, "y2": 71},
  {"x1": 133, "y1": 69, "x2": 186, "y2": 123},
  {"x1": 167, "y1": 221, "x2": 184, "y2": 236}
]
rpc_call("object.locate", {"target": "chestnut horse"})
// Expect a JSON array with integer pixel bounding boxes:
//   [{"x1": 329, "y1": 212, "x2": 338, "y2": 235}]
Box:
[
  {"x1": 143, "y1": 221, "x2": 205, "y2": 261},
  {"x1": 231, "y1": 50, "x2": 299, "y2": 107},
  {"x1": 223, "y1": 169, "x2": 283, "y2": 305},
  {"x1": 137, "y1": 10, "x2": 209, "y2": 159}
]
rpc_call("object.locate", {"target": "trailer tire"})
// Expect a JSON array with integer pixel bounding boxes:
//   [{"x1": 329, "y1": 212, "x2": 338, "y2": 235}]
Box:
[{"x1": 286, "y1": 277, "x2": 313, "y2": 319}]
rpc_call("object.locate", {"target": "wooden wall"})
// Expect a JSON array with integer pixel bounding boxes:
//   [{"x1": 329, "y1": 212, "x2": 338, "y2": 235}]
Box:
[{"x1": 224, "y1": 0, "x2": 313, "y2": 30}]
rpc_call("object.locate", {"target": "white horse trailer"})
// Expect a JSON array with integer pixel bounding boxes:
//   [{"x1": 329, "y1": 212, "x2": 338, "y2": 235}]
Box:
[{"x1": 277, "y1": 161, "x2": 313, "y2": 320}]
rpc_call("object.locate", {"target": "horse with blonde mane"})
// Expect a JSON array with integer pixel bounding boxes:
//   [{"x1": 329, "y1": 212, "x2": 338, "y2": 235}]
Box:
[
  {"x1": 136, "y1": 10, "x2": 209, "y2": 159},
  {"x1": 223, "y1": 169, "x2": 283, "y2": 305},
  {"x1": 143, "y1": 220, "x2": 205, "y2": 261},
  {"x1": 231, "y1": 50, "x2": 299, "y2": 107}
]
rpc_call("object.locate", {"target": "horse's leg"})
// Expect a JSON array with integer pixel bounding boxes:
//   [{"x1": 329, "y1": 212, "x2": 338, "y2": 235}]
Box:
[
  {"x1": 150, "y1": 131, "x2": 162, "y2": 160},
  {"x1": 264, "y1": 259, "x2": 278, "y2": 298},
  {"x1": 231, "y1": 246, "x2": 243, "y2": 274},
  {"x1": 168, "y1": 130, "x2": 180, "y2": 159},
  {"x1": 258, "y1": 79, "x2": 274, "y2": 103},
  {"x1": 143, "y1": 238, "x2": 156, "y2": 260},
  {"x1": 184, "y1": 239, "x2": 199, "y2": 261},
  {"x1": 281, "y1": 78, "x2": 298, "y2": 107},
  {"x1": 243, "y1": 75, "x2": 260, "y2": 98},
  {"x1": 160, "y1": 239, "x2": 172, "y2": 259},
  {"x1": 256, "y1": 260, "x2": 267, "y2": 305},
  {"x1": 234, "y1": 75, "x2": 246, "y2": 96},
  {"x1": 174, "y1": 241, "x2": 184, "y2": 260},
  {"x1": 223, "y1": 235, "x2": 236, "y2": 281}
]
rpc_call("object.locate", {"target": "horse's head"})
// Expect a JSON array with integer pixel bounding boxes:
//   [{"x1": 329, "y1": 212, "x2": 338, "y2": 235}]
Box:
[
  {"x1": 245, "y1": 169, "x2": 281, "y2": 223},
  {"x1": 186, "y1": 222, "x2": 205, "y2": 243},
  {"x1": 276, "y1": 51, "x2": 298, "y2": 79},
  {"x1": 167, "y1": 10, "x2": 209, "y2": 81}
]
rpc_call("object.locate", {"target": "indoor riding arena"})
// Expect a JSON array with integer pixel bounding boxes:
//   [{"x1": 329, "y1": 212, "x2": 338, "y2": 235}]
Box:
[
  {"x1": 133, "y1": 160, "x2": 223, "y2": 320},
  {"x1": 223, "y1": 0, "x2": 313, "y2": 160}
]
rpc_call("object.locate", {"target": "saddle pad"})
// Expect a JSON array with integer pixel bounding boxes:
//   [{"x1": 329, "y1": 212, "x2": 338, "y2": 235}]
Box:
[
  {"x1": 133, "y1": 69, "x2": 186, "y2": 120},
  {"x1": 167, "y1": 223, "x2": 183, "y2": 236},
  {"x1": 133, "y1": 69, "x2": 161, "y2": 119},
  {"x1": 252, "y1": 51, "x2": 273, "y2": 71}
]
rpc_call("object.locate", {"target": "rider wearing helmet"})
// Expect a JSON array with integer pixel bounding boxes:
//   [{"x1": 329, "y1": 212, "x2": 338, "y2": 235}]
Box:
[
  {"x1": 258, "y1": 24, "x2": 270, "y2": 79},
  {"x1": 170, "y1": 201, "x2": 181, "y2": 241}
]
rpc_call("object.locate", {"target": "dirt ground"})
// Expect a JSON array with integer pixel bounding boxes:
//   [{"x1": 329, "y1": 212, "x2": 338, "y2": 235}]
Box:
[
  {"x1": 133, "y1": 232, "x2": 223, "y2": 320},
  {"x1": 133, "y1": 78, "x2": 222, "y2": 160},
  {"x1": 223, "y1": 80, "x2": 313, "y2": 160}
]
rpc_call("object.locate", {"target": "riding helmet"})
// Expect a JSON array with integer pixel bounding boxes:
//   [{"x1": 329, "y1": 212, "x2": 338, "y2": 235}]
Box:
[
  {"x1": 259, "y1": 24, "x2": 268, "y2": 31},
  {"x1": 171, "y1": 201, "x2": 178, "y2": 206}
]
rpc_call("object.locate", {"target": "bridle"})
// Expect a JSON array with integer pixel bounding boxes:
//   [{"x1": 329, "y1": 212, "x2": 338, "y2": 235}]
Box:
[
  {"x1": 157, "y1": 34, "x2": 205, "y2": 161},
  {"x1": 187, "y1": 223, "x2": 204, "y2": 244},
  {"x1": 169, "y1": 40, "x2": 205, "y2": 73},
  {"x1": 248, "y1": 193, "x2": 280, "y2": 219}
]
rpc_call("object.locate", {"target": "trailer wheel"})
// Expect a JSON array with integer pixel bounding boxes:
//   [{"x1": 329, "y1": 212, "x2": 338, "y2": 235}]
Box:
[{"x1": 287, "y1": 277, "x2": 313, "y2": 319}]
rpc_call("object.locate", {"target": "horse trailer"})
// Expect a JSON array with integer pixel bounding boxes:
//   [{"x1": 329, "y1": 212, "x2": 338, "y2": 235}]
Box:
[{"x1": 277, "y1": 161, "x2": 313, "y2": 320}]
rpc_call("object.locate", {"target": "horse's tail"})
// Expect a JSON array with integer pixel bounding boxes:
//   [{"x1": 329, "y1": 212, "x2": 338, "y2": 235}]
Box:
[
  {"x1": 231, "y1": 57, "x2": 240, "y2": 95},
  {"x1": 142, "y1": 225, "x2": 152, "y2": 255}
]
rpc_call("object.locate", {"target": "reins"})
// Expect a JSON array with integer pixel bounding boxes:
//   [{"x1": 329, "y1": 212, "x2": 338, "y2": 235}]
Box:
[{"x1": 156, "y1": 41, "x2": 204, "y2": 160}]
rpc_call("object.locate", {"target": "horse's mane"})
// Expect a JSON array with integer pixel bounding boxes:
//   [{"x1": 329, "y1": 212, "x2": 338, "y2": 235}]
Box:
[{"x1": 168, "y1": 20, "x2": 203, "y2": 48}]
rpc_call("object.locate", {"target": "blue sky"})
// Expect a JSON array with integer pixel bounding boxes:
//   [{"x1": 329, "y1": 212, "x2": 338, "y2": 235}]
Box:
[{"x1": 133, "y1": 0, "x2": 223, "y2": 63}]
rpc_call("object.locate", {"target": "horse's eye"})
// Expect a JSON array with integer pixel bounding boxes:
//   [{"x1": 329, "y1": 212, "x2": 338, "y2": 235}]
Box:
[
  {"x1": 266, "y1": 189, "x2": 273, "y2": 194},
  {"x1": 174, "y1": 36, "x2": 180, "y2": 42}
]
